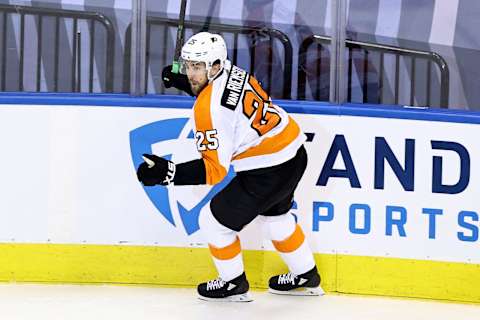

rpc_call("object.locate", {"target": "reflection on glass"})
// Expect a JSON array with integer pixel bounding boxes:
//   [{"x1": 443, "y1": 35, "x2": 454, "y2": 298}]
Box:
[
  {"x1": 146, "y1": 0, "x2": 330, "y2": 101},
  {"x1": 0, "y1": 0, "x2": 131, "y2": 93},
  {"x1": 345, "y1": 0, "x2": 480, "y2": 110}
]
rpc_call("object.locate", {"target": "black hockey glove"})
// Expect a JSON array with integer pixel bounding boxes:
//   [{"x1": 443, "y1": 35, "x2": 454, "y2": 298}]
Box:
[
  {"x1": 162, "y1": 65, "x2": 194, "y2": 96},
  {"x1": 137, "y1": 154, "x2": 176, "y2": 186}
]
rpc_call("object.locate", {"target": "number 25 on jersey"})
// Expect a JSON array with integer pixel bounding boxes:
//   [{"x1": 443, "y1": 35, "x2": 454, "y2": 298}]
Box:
[
  {"x1": 243, "y1": 76, "x2": 281, "y2": 136},
  {"x1": 196, "y1": 129, "x2": 219, "y2": 151}
]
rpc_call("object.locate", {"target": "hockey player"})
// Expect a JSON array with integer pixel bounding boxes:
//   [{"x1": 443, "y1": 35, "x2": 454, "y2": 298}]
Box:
[{"x1": 137, "y1": 32, "x2": 322, "y2": 302}]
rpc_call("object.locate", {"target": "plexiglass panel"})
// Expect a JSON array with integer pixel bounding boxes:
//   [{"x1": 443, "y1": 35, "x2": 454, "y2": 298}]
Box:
[
  {"x1": 146, "y1": 0, "x2": 332, "y2": 100},
  {"x1": 0, "y1": 0, "x2": 131, "y2": 93},
  {"x1": 345, "y1": 0, "x2": 478, "y2": 110}
]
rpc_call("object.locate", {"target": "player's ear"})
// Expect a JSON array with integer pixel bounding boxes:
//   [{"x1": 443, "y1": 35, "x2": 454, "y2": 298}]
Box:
[{"x1": 210, "y1": 60, "x2": 221, "y2": 77}]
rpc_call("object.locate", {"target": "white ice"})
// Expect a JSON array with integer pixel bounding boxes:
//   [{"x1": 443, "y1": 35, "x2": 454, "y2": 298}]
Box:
[{"x1": 0, "y1": 284, "x2": 479, "y2": 320}]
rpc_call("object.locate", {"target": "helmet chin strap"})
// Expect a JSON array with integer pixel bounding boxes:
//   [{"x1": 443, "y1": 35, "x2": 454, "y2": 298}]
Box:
[{"x1": 207, "y1": 63, "x2": 224, "y2": 82}]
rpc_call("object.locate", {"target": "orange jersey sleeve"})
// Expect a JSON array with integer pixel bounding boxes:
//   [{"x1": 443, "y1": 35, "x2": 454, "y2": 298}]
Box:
[{"x1": 193, "y1": 82, "x2": 233, "y2": 185}]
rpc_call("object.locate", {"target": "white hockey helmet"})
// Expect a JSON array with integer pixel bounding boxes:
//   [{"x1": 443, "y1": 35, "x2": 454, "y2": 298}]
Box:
[{"x1": 181, "y1": 32, "x2": 227, "y2": 79}]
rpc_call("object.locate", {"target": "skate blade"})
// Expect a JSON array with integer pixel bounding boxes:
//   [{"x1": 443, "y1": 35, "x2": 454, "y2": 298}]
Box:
[
  {"x1": 198, "y1": 292, "x2": 253, "y2": 302},
  {"x1": 268, "y1": 285, "x2": 325, "y2": 296}
]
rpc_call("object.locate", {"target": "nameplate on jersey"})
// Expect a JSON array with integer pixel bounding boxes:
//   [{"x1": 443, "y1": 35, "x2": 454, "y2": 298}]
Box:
[{"x1": 221, "y1": 65, "x2": 247, "y2": 110}]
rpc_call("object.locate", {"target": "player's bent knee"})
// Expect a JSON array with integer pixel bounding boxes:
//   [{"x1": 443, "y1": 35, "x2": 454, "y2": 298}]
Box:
[
  {"x1": 198, "y1": 203, "x2": 237, "y2": 248},
  {"x1": 260, "y1": 213, "x2": 297, "y2": 241}
]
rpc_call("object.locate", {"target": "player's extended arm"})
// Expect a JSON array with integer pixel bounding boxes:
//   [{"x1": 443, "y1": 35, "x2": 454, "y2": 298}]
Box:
[
  {"x1": 162, "y1": 65, "x2": 194, "y2": 96},
  {"x1": 137, "y1": 154, "x2": 206, "y2": 186}
]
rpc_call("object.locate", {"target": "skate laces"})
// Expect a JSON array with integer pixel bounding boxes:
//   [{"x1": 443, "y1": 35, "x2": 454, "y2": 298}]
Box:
[
  {"x1": 206, "y1": 278, "x2": 226, "y2": 291},
  {"x1": 278, "y1": 272, "x2": 297, "y2": 285}
]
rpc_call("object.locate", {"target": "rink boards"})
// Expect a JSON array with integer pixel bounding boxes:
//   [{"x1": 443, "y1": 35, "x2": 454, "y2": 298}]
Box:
[{"x1": 0, "y1": 93, "x2": 478, "y2": 303}]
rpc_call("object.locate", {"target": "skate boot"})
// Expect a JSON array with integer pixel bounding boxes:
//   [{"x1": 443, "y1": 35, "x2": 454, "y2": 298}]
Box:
[
  {"x1": 197, "y1": 272, "x2": 252, "y2": 302},
  {"x1": 268, "y1": 266, "x2": 324, "y2": 296}
]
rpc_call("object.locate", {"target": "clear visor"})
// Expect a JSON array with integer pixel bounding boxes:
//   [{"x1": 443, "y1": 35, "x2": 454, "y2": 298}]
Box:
[{"x1": 179, "y1": 58, "x2": 207, "y2": 76}]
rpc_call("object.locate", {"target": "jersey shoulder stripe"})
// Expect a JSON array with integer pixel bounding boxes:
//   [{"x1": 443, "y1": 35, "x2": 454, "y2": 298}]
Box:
[{"x1": 220, "y1": 64, "x2": 248, "y2": 110}]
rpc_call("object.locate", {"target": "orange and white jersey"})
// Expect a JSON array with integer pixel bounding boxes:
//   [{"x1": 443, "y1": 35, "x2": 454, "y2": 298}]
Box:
[{"x1": 192, "y1": 60, "x2": 306, "y2": 185}]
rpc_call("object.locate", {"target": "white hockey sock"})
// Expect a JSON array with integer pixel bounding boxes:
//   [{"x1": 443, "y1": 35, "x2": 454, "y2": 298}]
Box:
[
  {"x1": 261, "y1": 213, "x2": 316, "y2": 275},
  {"x1": 209, "y1": 237, "x2": 245, "y2": 282},
  {"x1": 198, "y1": 204, "x2": 245, "y2": 282}
]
